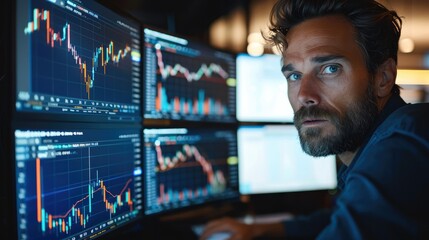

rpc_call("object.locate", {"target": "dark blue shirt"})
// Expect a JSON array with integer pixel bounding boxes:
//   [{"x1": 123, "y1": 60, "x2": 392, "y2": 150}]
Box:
[{"x1": 284, "y1": 94, "x2": 429, "y2": 239}]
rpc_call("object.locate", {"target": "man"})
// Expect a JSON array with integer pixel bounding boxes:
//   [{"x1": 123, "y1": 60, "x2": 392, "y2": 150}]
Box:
[{"x1": 200, "y1": 0, "x2": 429, "y2": 239}]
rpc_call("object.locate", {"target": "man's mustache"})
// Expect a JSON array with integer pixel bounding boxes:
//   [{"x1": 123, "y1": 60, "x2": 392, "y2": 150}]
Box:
[{"x1": 294, "y1": 106, "x2": 339, "y2": 126}]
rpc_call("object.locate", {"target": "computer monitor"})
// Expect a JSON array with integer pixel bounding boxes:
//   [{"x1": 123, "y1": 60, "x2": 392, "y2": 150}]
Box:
[
  {"x1": 143, "y1": 127, "x2": 240, "y2": 215},
  {"x1": 15, "y1": 0, "x2": 142, "y2": 122},
  {"x1": 143, "y1": 27, "x2": 237, "y2": 123},
  {"x1": 238, "y1": 125, "x2": 337, "y2": 195},
  {"x1": 236, "y1": 53, "x2": 294, "y2": 123},
  {"x1": 14, "y1": 123, "x2": 143, "y2": 240}
]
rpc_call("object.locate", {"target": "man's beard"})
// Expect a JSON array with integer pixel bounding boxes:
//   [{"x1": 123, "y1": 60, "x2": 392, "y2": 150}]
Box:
[{"x1": 293, "y1": 83, "x2": 379, "y2": 157}]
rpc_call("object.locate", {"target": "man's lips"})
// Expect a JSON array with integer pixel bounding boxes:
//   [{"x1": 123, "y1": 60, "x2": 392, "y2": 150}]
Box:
[{"x1": 301, "y1": 119, "x2": 328, "y2": 126}]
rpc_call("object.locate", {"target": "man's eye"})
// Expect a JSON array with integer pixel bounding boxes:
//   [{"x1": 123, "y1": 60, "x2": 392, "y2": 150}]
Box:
[
  {"x1": 322, "y1": 65, "x2": 339, "y2": 74},
  {"x1": 286, "y1": 73, "x2": 301, "y2": 81}
]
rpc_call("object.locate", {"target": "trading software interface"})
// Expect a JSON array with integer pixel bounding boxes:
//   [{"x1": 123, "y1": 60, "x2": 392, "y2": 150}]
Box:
[
  {"x1": 143, "y1": 128, "x2": 239, "y2": 215},
  {"x1": 143, "y1": 28, "x2": 237, "y2": 123},
  {"x1": 15, "y1": 0, "x2": 142, "y2": 121},
  {"x1": 238, "y1": 125, "x2": 337, "y2": 195},
  {"x1": 14, "y1": 126, "x2": 143, "y2": 240},
  {"x1": 236, "y1": 53, "x2": 293, "y2": 123}
]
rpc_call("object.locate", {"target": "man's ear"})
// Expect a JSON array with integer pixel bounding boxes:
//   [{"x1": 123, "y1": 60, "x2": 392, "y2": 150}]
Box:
[{"x1": 375, "y1": 58, "x2": 397, "y2": 98}]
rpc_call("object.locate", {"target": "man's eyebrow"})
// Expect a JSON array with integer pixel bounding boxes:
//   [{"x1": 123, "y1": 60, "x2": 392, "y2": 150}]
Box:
[
  {"x1": 281, "y1": 64, "x2": 294, "y2": 73},
  {"x1": 281, "y1": 55, "x2": 345, "y2": 73},
  {"x1": 312, "y1": 55, "x2": 345, "y2": 63}
]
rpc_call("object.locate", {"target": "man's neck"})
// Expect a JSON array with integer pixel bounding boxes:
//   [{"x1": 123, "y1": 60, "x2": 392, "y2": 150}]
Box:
[{"x1": 337, "y1": 151, "x2": 358, "y2": 166}]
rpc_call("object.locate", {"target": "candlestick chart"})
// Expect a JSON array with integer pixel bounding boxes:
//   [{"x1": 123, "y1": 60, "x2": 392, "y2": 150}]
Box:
[
  {"x1": 16, "y1": 0, "x2": 141, "y2": 119},
  {"x1": 14, "y1": 127, "x2": 143, "y2": 240}
]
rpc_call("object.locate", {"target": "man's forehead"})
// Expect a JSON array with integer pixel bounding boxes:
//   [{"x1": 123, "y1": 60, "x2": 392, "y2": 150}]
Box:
[
  {"x1": 283, "y1": 47, "x2": 347, "y2": 64},
  {"x1": 282, "y1": 15, "x2": 359, "y2": 64},
  {"x1": 287, "y1": 15, "x2": 355, "y2": 43},
  {"x1": 286, "y1": 14, "x2": 355, "y2": 37}
]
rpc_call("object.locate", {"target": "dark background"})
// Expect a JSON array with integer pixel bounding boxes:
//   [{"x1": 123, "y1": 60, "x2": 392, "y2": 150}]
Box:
[{"x1": 100, "y1": 0, "x2": 251, "y2": 48}]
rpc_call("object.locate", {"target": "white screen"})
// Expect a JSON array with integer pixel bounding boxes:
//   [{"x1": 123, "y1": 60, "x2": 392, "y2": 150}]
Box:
[
  {"x1": 238, "y1": 125, "x2": 337, "y2": 195},
  {"x1": 236, "y1": 53, "x2": 294, "y2": 123}
]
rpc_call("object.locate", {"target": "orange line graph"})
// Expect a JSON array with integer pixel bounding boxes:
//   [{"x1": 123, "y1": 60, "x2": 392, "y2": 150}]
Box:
[
  {"x1": 49, "y1": 179, "x2": 133, "y2": 219},
  {"x1": 36, "y1": 157, "x2": 134, "y2": 233}
]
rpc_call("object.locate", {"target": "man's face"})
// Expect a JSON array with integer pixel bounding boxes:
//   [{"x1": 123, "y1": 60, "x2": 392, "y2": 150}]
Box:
[{"x1": 282, "y1": 15, "x2": 379, "y2": 157}]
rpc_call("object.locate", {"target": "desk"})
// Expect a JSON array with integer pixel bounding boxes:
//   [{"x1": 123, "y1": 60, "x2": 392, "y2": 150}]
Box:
[{"x1": 191, "y1": 212, "x2": 294, "y2": 240}]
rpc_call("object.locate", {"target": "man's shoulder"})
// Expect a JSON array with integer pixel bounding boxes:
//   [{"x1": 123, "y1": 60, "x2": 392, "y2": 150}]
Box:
[
  {"x1": 387, "y1": 102, "x2": 429, "y2": 123},
  {"x1": 392, "y1": 102, "x2": 429, "y2": 116},
  {"x1": 375, "y1": 102, "x2": 429, "y2": 138}
]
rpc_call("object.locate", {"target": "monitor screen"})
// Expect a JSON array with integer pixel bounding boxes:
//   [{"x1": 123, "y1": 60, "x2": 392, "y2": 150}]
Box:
[
  {"x1": 238, "y1": 125, "x2": 337, "y2": 195},
  {"x1": 143, "y1": 27, "x2": 237, "y2": 123},
  {"x1": 14, "y1": 124, "x2": 143, "y2": 240},
  {"x1": 236, "y1": 53, "x2": 294, "y2": 123},
  {"x1": 143, "y1": 127, "x2": 239, "y2": 215},
  {"x1": 15, "y1": 0, "x2": 142, "y2": 122}
]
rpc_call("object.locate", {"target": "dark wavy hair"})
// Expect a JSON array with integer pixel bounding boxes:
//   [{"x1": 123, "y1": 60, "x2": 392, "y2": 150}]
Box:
[{"x1": 266, "y1": 0, "x2": 402, "y2": 93}]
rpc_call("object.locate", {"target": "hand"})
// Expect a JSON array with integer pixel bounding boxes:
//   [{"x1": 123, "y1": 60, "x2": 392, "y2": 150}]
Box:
[{"x1": 199, "y1": 217, "x2": 254, "y2": 240}]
